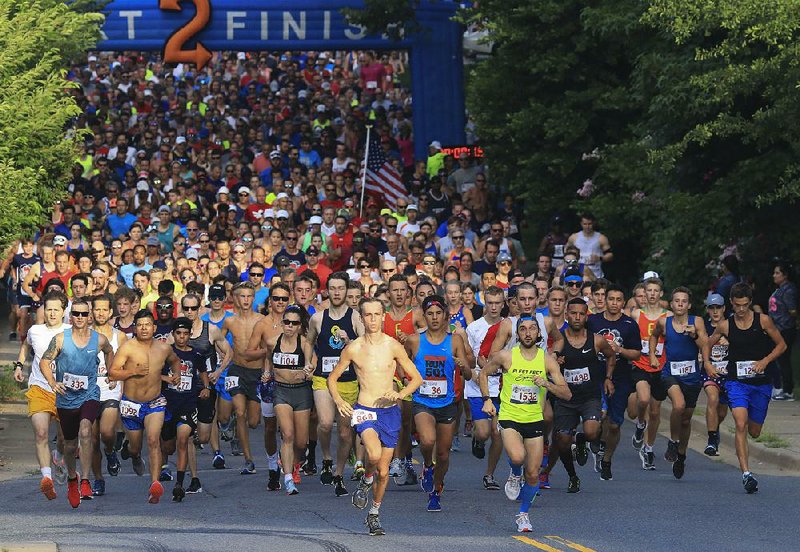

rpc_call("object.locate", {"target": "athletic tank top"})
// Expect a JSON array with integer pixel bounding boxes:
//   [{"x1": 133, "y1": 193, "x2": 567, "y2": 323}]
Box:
[
  {"x1": 413, "y1": 332, "x2": 456, "y2": 408},
  {"x1": 662, "y1": 316, "x2": 701, "y2": 385},
  {"x1": 726, "y1": 314, "x2": 773, "y2": 386},
  {"x1": 273, "y1": 334, "x2": 305, "y2": 371},
  {"x1": 314, "y1": 308, "x2": 357, "y2": 381},
  {"x1": 499, "y1": 347, "x2": 546, "y2": 424},
  {"x1": 157, "y1": 223, "x2": 177, "y2": 252},
  {"x1": 113, "y1": 317, "x2": 135, "y2": 339},
  {"x1": 449, "y1": 306, "x2": 468, "y2": 331},
  {"x1": 505, "y1": 313, "x2": 549, "y2": 351},
  {"x1": 574, "y1": 232, "x2": 603, "y2": 277},
  {"x1": 383, "y1": 309, "x2": 414, "y2": 340},
  {"x1": 56, "y1": 329, "x2": 100, "y2": 409},
  {"x1": 163, "y1": 346, "x2": 204, "y2": 411},
  {"x1": 559, "y1": 331, "x2": 601, "y2": 401},
  {"x1": 633, "y1": 310, "x2": 667, "y2": 373},
  {"x1": 704, "y1": 318, "x2": 729, "y2": 376},
  {"x1": 98, "y1": 328, "x2": 122, "y2": 401},
  {"x1": 188, "y1": 321, "x2": 214, "y2": 372}
]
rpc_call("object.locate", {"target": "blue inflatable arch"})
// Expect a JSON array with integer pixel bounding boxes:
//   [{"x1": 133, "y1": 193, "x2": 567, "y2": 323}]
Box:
[{"x1": 99, "y1": 0, "x2": 466, "y2": 161}]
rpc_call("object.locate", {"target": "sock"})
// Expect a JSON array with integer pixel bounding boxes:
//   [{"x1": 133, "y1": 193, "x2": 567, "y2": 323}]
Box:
[
  {"x1": 161, "y1": 464, "x2": 168, "y2": 470},
  {"x1": 284, "y1": 473, "x2": 293, "y2": 484},
  {"x1": 519, "y1": 481, "x2": 539, "y2": 513},
  {"x1": 41, "y1": 467, "x2": 52, "y2": 479},
  {"x1": 743, "y1": 471, "x2": 751, "y2": 478},
  {"x1": 643, "y1": 443, "x2": 653, "y2": 453},
  {"x1": 559, "y1": 447, "x2": 576, "y2": 477},
  {"x1": 509, "y1": 460, "x2": 523, "y2": 477},
  {"x1": 306, "y1": 440, "x2": 317, "y2": 463},
  {"x1": 177, "y1": 470, "x2": 185, "y2": 486},
  {"x1": 541, "y1": 447, "x2": 548, "y2": 468},
  {"x1": 636, "y1": 420, "x2": 646, "y2": 429},
  {"x1": 364, "y1": 473, "x2": 374, "y2": 484},
  {"x1": 267, "y1": 453, "x2": 279, "y2": 471},
  {"x1": 369, "y1": 500, "x2": 381, "y2": 515}
]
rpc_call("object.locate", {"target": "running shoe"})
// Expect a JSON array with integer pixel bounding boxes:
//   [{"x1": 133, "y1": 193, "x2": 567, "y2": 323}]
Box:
[
  {"x1": 704, "y1": 433, "x2": 720, "y2": 456},
  {"x1": 352, "y1": 462, "x2": 365, "y2": 482},
  {"x1": 665, "y1": 439, "x2": 679, "y2": 463},
  {"x1": 743, "y1": 472, "x2": 758, "y2": 494},
  {"x1": 285, "y1": 479, "x2": 299, "y2": 495},
  {"x1": 268, "y1": 469, "x2": 281, "y2": 491},
  {"x1": 673, "y1": 455, "x2": 686, "y2": 480},
  {"x1": 131, "y1": 455, "x2": 145, "y2": 476},
  {"x1": 148, "y1": 481, "x2": 164, "y2": 504},
  {"x1": 334, "y1": 475, "x2": 349, "y2": 497},
  {"x1": 450, "y1": 436, "x2": 461, "y2": 452},
  {"x1": 320, "y1": 459, "x2": 334, "y2": 485},
  {"x1": 472, "y1": 438, "x2": 486, "y2": 459},
  {"x1": 464, "y1": 420, "x2": 473, "y2": 437},
  {"x1": 80, "y1": 478, "x2": 93, "y2": 500},
  {"x1": 632, "y1": 422, "x2": 646, "y2": 450},
  {"x1": 186, "y1": 478, "x2": 203, "y2": 494},
  {"x1": 219, "y1": 420, "x2": 234, "y2": 441},
  {"x1": 67, "y1": 477, "x2": 81, "y2": 508},
  {"x1": 427, "y1": 490, "x2": 442, "y2": 512},
  {"x1": 40, "y1": 476, "x2": 57, "y2": 500},
  {"x1": 388, "y1": 458, "x2": 403, "y2": 478},
  {"x1": 574, "y1": 432, "x2": 588, "y2": 466},
  {"x1": 600, "y1": 461, "x2": 613, "y2": 481},
  {"x1": 230, "y1": 437, "x2": 243, "y2": 456},
  {"x1": 420, "y1": 465, "x2": 435, "y2": 493},
  {"x1": 9, "y1": 331, "x2": 17, "y2": 341},
  {"x1": 539, "y1": 471, "x2": 551, "y2": 490},
  {"x1": 515, "y1": 512, "x2": 533, "y2": 533},
  {"x1": 639, "y1": 448, "x2": 655, "y2": 471},
  {"x1": 172, "y1": 484, "x2": 185, "y2": 502},
  {"x1": 92, "y1": 479, "x2": 106, "y2": 496},
  {"x1": 483, "y1": 474, "x2": 500, "y2": 490},
  {"x1": 301, "y1": 460, "x2": 317, "y2": 476},
  {"x1": 51, "y1": 450, "x2": 67, "y2": 485},
  {"x1": 212, "y1": 450, "x2": 226, "y2": 469},
  {"x1": 120, "y1": 439, "x2": 131, "y2": 460},
  {"x1": 159, "y1": 466, "x2": 173, "y2": 482},
  {"x1": 352, "y1": 476, "x2": 373, "y2": 509},
  {"x1": 240, "y1": 461, "x2": 256, "y2": 475},
  {"x1": 398, "y1": 464, "x2": 418, "y2": 486},
  {"x1": 292, "y1": 463, "x2": 301, "y2": 484},
  {"x1": 592, "y1": 442, "x2": 605, "y2": 473},
  {"x1": 106, "y1": 451, "x2": 121, "y2": 476},
  {"x1": 504, "y1": 472, "x2": 522, "y2": 500},
  {"x1": 366, "y1": 513, "x2": 385, "y2": 536},
  {"x1": 567, "y1": 475, "x2": 581, "y2": 494}
]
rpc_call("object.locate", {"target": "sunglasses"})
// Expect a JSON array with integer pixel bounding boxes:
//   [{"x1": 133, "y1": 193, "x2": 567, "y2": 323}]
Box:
[
  {"x1": 71, "y1": 311, "x2": 90, "y2": 318},
  {"x1": 182, "y1": 305, "x2": 199, "y2": 311},
  {"x1": 359, "y1": 264, "x2": 370, "y2": 269},
  {"x1": 209, "y1": 296, "x2": 226, "y2": 301},
  {"x1": 249, "y1": 272, "x2": 264, "y2": 277},
  {"x1": 271, "y1": 295, "x2": 290, "y2": 302},
  {"x1": 283, "y1": 319, "x2": 301, "y2": 326},
  {"x1": 286, "y1": 237, "x2": 297, "y2": 241},
  {"x1": 200, "y1": 239, "x2": 210, "y2": 243},
  {"x1": 234, "y1": 249, "x2": 246, "y2": 254},
  {"x1": 157, "y1": 304, "x2": 173, "y2": 310},
  {"x1": 422, "y1": 261, "x2": 435, "y2": 266},
  {"x1": 566, "y1": 281, "x2": 582, "y2": 287},
  {"x1": 381, "y1": 269, "x2": 394, "y2": 273},
  {"x1": 498, "y1": 261, "x2": 511, "y2": 266},
  {"x1": 452, "y1": 235, "x2": 464, "y2": 240}
]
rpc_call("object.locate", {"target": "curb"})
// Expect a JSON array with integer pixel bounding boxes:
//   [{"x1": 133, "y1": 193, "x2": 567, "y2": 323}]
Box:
[
  {"x1": 659, "y1": 402, "x2": 800, "y2": 473},
  {"x1": 0, "y1": 543, "x2": 58, "y2": 552}
]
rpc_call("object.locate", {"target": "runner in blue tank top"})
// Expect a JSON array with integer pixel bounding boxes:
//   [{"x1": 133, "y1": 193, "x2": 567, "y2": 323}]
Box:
[
  {"x1": 39, "y1": 299, "x2": 114, "y2": 508},
  {"x1": 405, "y1": 295, "x2": 472, "y2": 513},
  {"x1": 649, "y1": 287, "x2": 708, "y2": 480}
]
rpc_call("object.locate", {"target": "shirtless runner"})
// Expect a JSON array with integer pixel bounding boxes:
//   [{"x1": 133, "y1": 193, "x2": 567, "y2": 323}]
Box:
[
  {"x1": 329, "y1": 296, "x2": 423, "y2": 536},
  {"x1": 108, "y1": 309, "x2": 182, "y2": 504}
]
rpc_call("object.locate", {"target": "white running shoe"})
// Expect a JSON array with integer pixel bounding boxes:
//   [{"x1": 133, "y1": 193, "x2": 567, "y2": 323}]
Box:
[
  {"x1": 388, "y1": 458, "x2": 403, "y2": 478},
  {"x1": 516, "y1": 512, "x2": 533, "y2": 532},
  {"x1": 505, "y1": 472, "x2": 522, "y2": 501}
]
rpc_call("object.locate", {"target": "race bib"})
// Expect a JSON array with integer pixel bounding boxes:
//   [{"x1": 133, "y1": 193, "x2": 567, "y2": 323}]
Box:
[
  {"x1": 351, "y1": 408, "x2": 377, "y2": 426},
  {"x1": 273, "y1": 352, "x2": 300, "y2": 367},
  {"x1": 510, "y1": 385, "x2": 538, "y2": 405},
  {"x1": 736, "y1": 361, "x2": 757, "y2": 379},
  {"x1": 322, "y1": 357, "x2": 339, "y2": 374},
  {"x1": 712, "y1": 361, "x2": 729, "y2": 375},
  {"x1": 419, "y1": 379, "x2": 447, "y2": 397},
  {"x1": 553, "y1": 244, "x2": 564, "y2": 259},
  {"x1": 119, "y1": 400, "x2": 141, "y2": 418},
  {"x1": 366, "y1": 80, "x2": 378, "y2": 90},
  {"x1": 62, "y1": 372, "x2": 89, "y2": 391},
  {"x1": 224, "y1": 376, "x2": 240, "y2": 391},
  {"x1": 169, "y1": 375, "x2": 193, "y2": 392},
  {"x1": 563, "y1": 367, "x2": 591, "y2": 385},
  {"x1": 641, "y1": 340, "x2": 664, "y2": 356},
  {"x1": 670, "y1": 360, "x2": 696, "y2": 376}
]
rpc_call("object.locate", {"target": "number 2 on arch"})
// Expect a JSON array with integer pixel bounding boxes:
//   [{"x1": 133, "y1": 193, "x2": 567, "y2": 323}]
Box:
[{"x1": 159, "y1": 0, "x2": 212, "y2": 69}]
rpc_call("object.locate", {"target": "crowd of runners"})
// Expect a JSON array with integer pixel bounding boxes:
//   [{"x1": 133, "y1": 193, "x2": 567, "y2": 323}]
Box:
[{"x1": 0, "y1": 49, "x2": 795, "y2": 536}]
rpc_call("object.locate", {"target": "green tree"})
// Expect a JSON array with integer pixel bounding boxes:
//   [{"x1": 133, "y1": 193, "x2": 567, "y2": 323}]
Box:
[{"x1": 0, "y1": 0, "x2": 103, "y2": 251}]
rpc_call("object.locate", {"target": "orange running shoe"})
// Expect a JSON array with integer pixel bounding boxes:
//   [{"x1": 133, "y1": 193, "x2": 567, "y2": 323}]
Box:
[
  {"x1": 40, "y1": 476, "x2": 57, "y2": 500},
  {"x1": 292, "y1": 462, "x2": 301, "y2": 484},
  {"x1": 67, "y1": 477, "x2": 81, "y2": 508},
  {"x1": 80, "y1": 479, "x2": 94, "y2": 500},
  {"x1": 148, "y1": 481, "x2": 164, "y2": 504}
]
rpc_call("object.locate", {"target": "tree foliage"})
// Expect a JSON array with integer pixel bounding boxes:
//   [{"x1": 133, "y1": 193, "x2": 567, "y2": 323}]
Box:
[
  {"x1": 0, "y1": 0, "x2": 103, "y2": 251},
  {"x1": 465, "y1": 0, "x2": 800, "y2": 293}
]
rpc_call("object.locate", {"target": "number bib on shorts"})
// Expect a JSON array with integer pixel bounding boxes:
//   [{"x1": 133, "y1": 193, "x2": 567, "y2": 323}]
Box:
[
  {"x1": 563, "y1": 367, "x2": 591, "y2": 385},
  {"x1": 119, "y1": 400, "x2": 141, "y2": 418},
  {"x1": 419, "y1": 379, "x2": 448, "y2": 397},
  {"x1": 670, "y1": 360, "x2": 696, "y2": 377},
  {"x1": 510, "y1": 385, "x2": 538, "y2": 405},
  {"x1": 169, "y1": 375, "x2": 193, "y2": 392},
  {"x1": 62, "y1": 372, "x2": 89, "y2": 391},
  {"x1": 736, "y1": 361, "x2": 757, "y2": 379},
  {"x1": 322, "y1": 357, "x2": 338, "y2": 374},
  {"x1": 351, "y1": 409, "x2": 377, "y2": 426},
  {"x1": 224, "y1": 376, "x2": 239, "y2": 391}
]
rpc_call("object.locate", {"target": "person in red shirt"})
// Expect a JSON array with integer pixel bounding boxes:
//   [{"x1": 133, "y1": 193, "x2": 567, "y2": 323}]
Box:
[
  {"x1": 297, "y1": 246, "x2": 332, "y2": 291},
  {"x1": 359, "y1": 51, "x2": 386, "y2": 93},
  {"x1": 245, "y1": 186, "x2": 270, "y2": 223},
  {"x1": 327, "y1": 214, "x2": 353, "y2": 273}
]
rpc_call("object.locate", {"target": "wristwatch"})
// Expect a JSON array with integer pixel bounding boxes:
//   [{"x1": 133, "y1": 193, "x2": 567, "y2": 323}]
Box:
[
  {"x1": 481, "y1": 395, "x2": 491, "y2": 402},
  {"x1": 13, "y1": 361, "x2": 23, "y2": 370}
]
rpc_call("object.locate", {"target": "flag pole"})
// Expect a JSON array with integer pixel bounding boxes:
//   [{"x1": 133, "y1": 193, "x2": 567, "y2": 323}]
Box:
[{"x1": 359, "y1": 124, "x2": 373, "y2": 219}]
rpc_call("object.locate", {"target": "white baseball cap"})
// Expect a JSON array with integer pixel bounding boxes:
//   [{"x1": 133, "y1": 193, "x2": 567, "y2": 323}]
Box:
[
  {"x1": 276, "y1": 210, "x2": 290, "y2": 219},
  {"x1": 175, "y1": 136, "x2": 186, "y2": 145},
  {"x1": 217, "y1": 186, "x2": 230, "y2": 196},
  {"x1": 429, "y1": 141, "x2": 442, "y2": 150},
  {"x1": 309, "y1": 216, "x2": 323, "y2": 225}
]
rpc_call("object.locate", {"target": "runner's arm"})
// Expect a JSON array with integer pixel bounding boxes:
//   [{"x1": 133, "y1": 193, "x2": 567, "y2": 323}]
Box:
[
  {"x1": 98, "y1": 334, "x2": 115, "y2": 376},
  {"x1": 547, "y1": 318, "x2": 564, "y2": 350},
  {"x1": 327, "y1": 341, "x2": 355, "y2": 416},
  {"x1": 211, "y1": 325, "x2": 234, "y2": 373},
  {"x1": 21, "y1": 264, "x2": 39, "y2": 300},
  {"x1": 452, "y1": 333, "x2": 473, "y2": 380},
  {"x1": 648, "y1": 318, "x2": 664, "y2": 367},
  {"x1": 543, "y1": 352, "x2": 572, "y2": 401},
  {"x1": 38, "y1": 334, "x2": 63, "y2": 391},
  {"x1": 393, "y1": 339, "x2": 422, "y2": 398},
  {"x1": 488, "y1": 320, "x2": 510, "y2": 355},
  {"x1": 480, "y1": 350, "x2": 508, "y2": 397},
  {"x1": 242, "y1": 323, "x2": 268, "y2": 361},
  {"x1": 306, "y1": 312, "x2": 321, "y2": 345}
]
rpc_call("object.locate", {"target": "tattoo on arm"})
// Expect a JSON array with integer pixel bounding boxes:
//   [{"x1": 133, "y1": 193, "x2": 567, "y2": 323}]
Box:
[{"x1": 42, "y1": 336, "x2": 59, "y2": 360}]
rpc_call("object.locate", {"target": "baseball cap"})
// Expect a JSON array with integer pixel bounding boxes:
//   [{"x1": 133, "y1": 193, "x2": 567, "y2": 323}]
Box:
[
  {"x1": 175, "y1": 136, "x2": 186, "y2": 145},
  {"x1": 407, "y1": 204, "x2": 418, "y2": 211},
  {"x1": 172, "y1": 317, "x2": 192, "y2": 331},
  {"x1": 153, "y1": 260, "x2": 167, "y2": 270},
  {"x1": 208, "y1": 283, "x2": 226, "y2": 300},
  {"x1": 146, "y1": 236, "x2": 160, "y2": 247},
  {"x1": 306, "y1": 245, "x2": 320, "y2": 256},
  {"x1": 564, "y1": 268, "x2": 582, "y2": 283},
  {"x1": 264, "y1": 209, "x2": 275, "y2": 219},
  {"x1": 185, "y1": 248, "x2": 199, "y2": 260},
  {"x1": 497, "y1": 252, "x2": 512, "y2": 263},
  {"x1": 53, "y1": 235, "x2": 67, "y2": 245},
  {"x1": 217, "y1": 186, "x2": 230, "y2": 196},
  {"x1": 158, "y1": 205, "x2": 171, "y2": 214},
  {"x1": 275, "y1": 254, "x2": 290, "y2": 267},
  {"x1": 429, "y1": 141, "x2": 442, "y2": 150},
  {"x1": 309, "y1": 215, "x2": 323, "y2": 225},
  {"x1": 275, "y1": 192, "x2": 289, "y2": 200},
  {"x1": 705, "y1": 293, "x2": 725, "y2": 307},
  {"x1": 316, "y1": 104, "x2": 326, "y2": 112},
  {"x1": 269, "y1": 150, "x2": 281, "y2": 160},
  {"x1": 643, "y1": 271, "x2": 660, "y2": 281},
  {"x1": 136, "y1": 180, "x2": 149, "y2": 192},
  {"x1": 276, "y1": 210, "x2": 289, "y2": 219},
  {"x1": 238, "y1": 186, "x2": 251, "y2": 196}
]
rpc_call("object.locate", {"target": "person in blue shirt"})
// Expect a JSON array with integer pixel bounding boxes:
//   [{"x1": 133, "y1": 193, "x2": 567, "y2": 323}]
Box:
[
  {"x1": 118, "y1": 245, "x2": 153, "y2": 288},
  {"x1": 298, "y1": 136, "x2": 322, "y2": 169},
  {"x1": 104, "y1": 197, "x2": 137, "y2": 239}
]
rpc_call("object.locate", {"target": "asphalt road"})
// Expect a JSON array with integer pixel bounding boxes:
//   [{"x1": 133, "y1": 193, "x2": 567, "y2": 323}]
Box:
[{"x1": 0, "y1": 424, "x2": 798, "y2": 552}]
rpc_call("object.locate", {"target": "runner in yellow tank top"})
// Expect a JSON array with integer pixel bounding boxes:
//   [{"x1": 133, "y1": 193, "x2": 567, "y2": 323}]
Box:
[{"x1": 479, "y1": 315, "x2": 570, "y2": 534}]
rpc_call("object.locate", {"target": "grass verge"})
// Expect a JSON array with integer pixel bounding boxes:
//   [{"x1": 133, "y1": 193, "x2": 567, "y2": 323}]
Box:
[{"x1": 0, "y1": 365, "x2": 25, "y2": 402}]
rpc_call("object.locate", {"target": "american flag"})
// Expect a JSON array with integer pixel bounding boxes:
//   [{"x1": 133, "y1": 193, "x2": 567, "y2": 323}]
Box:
[{"x1": 362, "y1": 132, "x2": 406, "y2": 209}]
